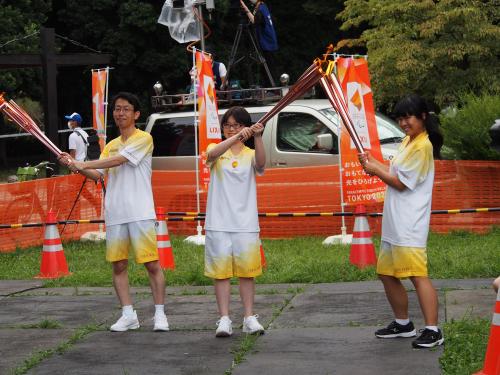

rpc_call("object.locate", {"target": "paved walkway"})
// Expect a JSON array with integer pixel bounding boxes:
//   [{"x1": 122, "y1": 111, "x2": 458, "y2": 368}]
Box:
[{"x1": 0, "y1": 279, "x2": 494, "y2": 375}]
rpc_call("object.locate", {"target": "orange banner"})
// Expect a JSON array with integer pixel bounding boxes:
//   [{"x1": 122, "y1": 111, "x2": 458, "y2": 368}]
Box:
[
  {"x1": 195, "y1": 51, "x2": 222, "y2": 191},
  {"x1": 91, "y1": 69, "x2": 108, "y2": 150},
  {"x1": 336, "y1": 57, "x2": 386, "y2": 206}
]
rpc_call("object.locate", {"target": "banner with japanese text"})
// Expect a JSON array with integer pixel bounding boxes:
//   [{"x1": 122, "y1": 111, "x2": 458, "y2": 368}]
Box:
[
  {"x1": 336, "y1": 57, "x2": 386, "y2": 205},
  {"x1": 196, "y1": 51, "x2": 222, "y2": 191},
  {"x1": 91, "y1": 69, "x2": 108, "y2": 150}
]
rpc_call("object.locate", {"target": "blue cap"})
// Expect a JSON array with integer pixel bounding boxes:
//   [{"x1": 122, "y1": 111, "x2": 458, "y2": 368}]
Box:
[{"x1": 64, "y1": 112, "x2": 82, "y2": 124}]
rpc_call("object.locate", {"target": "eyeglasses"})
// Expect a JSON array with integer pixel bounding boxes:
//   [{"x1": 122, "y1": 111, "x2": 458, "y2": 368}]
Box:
[
  {"x1": 113, "y1": 107, "x2": 134, "y2": 113},
  {"x1": 222, "y1": 122, "x2": 243, "y2": 130}
]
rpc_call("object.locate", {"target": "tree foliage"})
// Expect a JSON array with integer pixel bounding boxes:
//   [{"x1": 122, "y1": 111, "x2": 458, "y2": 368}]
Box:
[
  {"x1": 440, "y1": 92, "x2": 500, "y2": 160},
  {"x1": 0, "y1": 0, "x2": 51, "y2": 99},
  {"x1": 338, "y1": 0, "x2": 500, "y2": 109}
]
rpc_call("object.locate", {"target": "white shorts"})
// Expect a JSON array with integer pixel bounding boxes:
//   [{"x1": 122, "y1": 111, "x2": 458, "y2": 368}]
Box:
[
  {"x1": 106, "y1": 220, "x2": 158, "y2": 264},
  {"x1": 204, "y1": 230, "x2": 262, "y2": 279}
]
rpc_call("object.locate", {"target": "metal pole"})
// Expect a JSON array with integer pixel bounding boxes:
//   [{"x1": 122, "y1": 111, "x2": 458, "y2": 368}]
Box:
[
  {"x1": 197, "y1": 3, "x2": 205, "y2": 52},
  {"x1": 100, "y1": 67, "x2": 111, "y2": 233},
  {"x1": 333, "y1": 56, "x2": 347, "y2": 240},
  {"x1": 192, "y1": 48, "x2": 202, "y2": 240}
]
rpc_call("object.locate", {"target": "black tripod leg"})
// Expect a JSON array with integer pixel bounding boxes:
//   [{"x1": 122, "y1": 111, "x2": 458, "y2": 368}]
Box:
[
  {"x1": 246, "y1": 28, "x2": 276, "y2": 87},
  {"x1": 61, "y1": 177, "x2": 87, "y2": 235},
  {"x1": 226, "y1": 24, "x2": 244, "y2": 85}
]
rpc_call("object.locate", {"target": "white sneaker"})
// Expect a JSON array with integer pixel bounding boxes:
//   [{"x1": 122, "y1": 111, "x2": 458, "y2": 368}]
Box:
[
  {"x1": 110, "y1": 311, "x2": 140, "y2": 332},
  {"x1": 215, "y1": 316, "x2": 232, "y2": 337},
  {"x1": 243, "y1": 315, "x2": 264, "y2": 335},
  {"x1": 153, "y1": 314, "x2": 169, "y2": 331}
]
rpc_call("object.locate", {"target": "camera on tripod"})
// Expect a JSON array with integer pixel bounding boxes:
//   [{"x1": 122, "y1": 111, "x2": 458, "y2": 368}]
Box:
[{"x1": 229, "y1": 0, "x2": 249, "y2": 22}]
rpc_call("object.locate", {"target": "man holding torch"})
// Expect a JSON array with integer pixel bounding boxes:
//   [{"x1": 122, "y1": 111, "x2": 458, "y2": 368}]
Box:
[{"x1": 58, "y1": 92, "x2": 169, "y2": 332}]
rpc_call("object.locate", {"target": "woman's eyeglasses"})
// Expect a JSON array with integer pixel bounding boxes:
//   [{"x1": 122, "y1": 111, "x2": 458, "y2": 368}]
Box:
[{"x1": 222, "y1": 122, "x2": 244, "y2": 130}]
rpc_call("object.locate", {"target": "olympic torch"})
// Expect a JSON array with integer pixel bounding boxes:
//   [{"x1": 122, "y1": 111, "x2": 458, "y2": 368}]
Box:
[
  {"x1": 0, "y1": 93, "x2": 62, "y2": 156},
  {"x1": 252, "y1": 45, "x2": 366, "y2": 154}
]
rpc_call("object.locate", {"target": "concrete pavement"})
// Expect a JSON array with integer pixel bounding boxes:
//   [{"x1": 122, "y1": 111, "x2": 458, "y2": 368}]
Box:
[{"x1": 0, "y1": 279, "x2": 495, "y2": 375}]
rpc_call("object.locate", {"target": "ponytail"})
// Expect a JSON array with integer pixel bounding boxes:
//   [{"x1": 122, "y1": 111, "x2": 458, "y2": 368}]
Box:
[
  {"x1": 424, "y1": 112, "x2": 443, "y2": 159},
  {"x1": 393, "y1": 94, "x2": 444, "y2": 159}
]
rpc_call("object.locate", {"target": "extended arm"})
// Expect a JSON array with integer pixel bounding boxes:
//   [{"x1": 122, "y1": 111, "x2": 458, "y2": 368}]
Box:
[
  {"x1": 206, "y1": 127, "x2": 253, "y2": 162},
  {"x1": 359, "y1": 152, "x2": 406, "y2": 191},
  {"x1": 251, "y1": 123, "x2": 265, "y2": 171},
  {"x1": 240, "y1": 0, "x2": 255, "y2": 23},
  {"x1": 58, "y1": 152, "x2": 128, "y2": 182}
]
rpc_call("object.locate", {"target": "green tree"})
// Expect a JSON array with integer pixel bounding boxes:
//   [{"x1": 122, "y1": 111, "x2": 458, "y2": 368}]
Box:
[
  {"x1": 0, "y1": 1, "x2": 51, "y2": 99},
  {"x1": 440, "y1": 92, "x2": 500, "y2": 160},
  {"x1": 57, "y1": 0, "x2": 189, "y2": 115},
  {"x1": 338, "y1": 0, "x2": 500, "y2": 109}
]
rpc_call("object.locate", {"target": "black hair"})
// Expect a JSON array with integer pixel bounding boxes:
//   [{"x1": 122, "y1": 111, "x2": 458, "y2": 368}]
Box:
[
  {"x1": 110, "y1": 92, "x2": 141, "y2": 112},
  {"x1": 220, "y1": 106, "x2": 255, "y2": 148},
  {"x1": 393, "y1": 94, "x2": 444, "y2": 159}
]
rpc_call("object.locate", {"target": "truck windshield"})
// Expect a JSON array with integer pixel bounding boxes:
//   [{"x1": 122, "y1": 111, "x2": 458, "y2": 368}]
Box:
[{"x1": 319, "y1": 108, "x2": 404, "y2": 144}]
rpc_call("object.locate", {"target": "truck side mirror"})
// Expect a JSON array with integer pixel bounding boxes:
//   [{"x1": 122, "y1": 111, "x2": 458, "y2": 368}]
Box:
[
  {"x1": 490, "y1": 119, "x2": 500, "y2": 152},
  {"x1": 316, "y1": 133, "x2": 333, "y2": 151}
]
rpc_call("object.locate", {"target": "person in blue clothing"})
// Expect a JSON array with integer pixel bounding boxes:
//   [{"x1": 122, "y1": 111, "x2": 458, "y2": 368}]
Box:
[
  {"x1": 205, "y1": 48, "x2": 228, "y2": 91},
  {"x1": 240, "y1": 0, "x2": 279, "y2": 84}
]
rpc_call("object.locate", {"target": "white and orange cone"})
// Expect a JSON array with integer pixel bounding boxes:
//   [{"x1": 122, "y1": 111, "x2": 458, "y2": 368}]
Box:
[
  {"x1": 473, "y1": 289, "x2": 500, "y2": 375},
  {"x1": 156, "y1": 207, "x2": 175, "y2": 270},
  {"x1": 349, "y1": 205, "x2": 377, "y2": 268},
  {"x1": 260, "y1": 244, "x2": 267, "y2": 269},
  {"x1": 35, "y1": 210, "x2": 71, "y2": 279}
]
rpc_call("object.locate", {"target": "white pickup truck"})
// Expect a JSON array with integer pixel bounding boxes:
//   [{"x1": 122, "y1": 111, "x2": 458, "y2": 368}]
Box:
[{"x1": 144, "y1": 99, "x2": 404, "y2": 170}]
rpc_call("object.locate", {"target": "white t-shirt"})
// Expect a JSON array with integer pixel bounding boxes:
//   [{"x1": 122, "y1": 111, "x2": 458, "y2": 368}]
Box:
[
  {"x1": 68, "y1": 128, "x2": 88, "y2": 161},
  {"x1": 98, "y1": 129, "x2": 156, "y2": 226},
  {"x1": 216, "y1": 62, "x2": 227, "y2": 80},
  {"x1": 381, "y1": 132, "x2": 434, "y2": 248},
  {"x1": 204, "y1": 144, "x2": 263, "y2": 232}
]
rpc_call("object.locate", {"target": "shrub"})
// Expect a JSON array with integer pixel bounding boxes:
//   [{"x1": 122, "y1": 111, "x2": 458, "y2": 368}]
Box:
[{"x1": 440, "y1": 92, "x2": 500, "y2": 160}]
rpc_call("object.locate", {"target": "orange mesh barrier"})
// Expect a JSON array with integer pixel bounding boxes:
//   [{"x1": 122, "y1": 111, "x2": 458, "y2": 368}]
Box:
[
  {"x1": 0, "y1": 174, "x2": 102, "y2": 252},
  {"x1": 152, "y1": 160, "x2": 500, "y2": 238},
  {"x1": 1, "y1": 160, "x2": 499, "y2": 252}
]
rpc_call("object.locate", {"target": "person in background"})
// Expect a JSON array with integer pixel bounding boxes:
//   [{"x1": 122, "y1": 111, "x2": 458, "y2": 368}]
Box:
[
  {"x1": 359, "y1": 94, "x2": 445, "y2": 349},
  {"x1": 65, "y1": 112, "x2": 88, "y2": 161},
  {"x1": 188, "y1": 49, "x2": 227, "y2": 92},
  {"x1": 58, "y1": 92, "x2": 169, "y2": 333},
  {"x1": 204, "y1": 106, "x2": 266, "y2": 337},
  {"x1": 208, "y1": 49, "x2": 227, "y2": 91},
  {"x1": 240, "y1": 0, "x2": 279, "y2": 85}
]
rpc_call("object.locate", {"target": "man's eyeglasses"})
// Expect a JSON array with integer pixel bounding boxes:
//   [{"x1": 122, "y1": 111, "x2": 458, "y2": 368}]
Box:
[
  {"x1": 113, "y1": 107, "x2": 134, "y2": 113},
  {"x1": 222, "y1": 122, "x2": 243, "y2": 130}
]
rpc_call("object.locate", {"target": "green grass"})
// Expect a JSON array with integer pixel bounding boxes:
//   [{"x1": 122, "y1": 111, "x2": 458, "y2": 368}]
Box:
[
  {"x1": 0, "y1": 228, "x2": 499, "y2": 287},
  {"x1": 1, "y1": 230, "x2": 497, "y2": 375},
  {"x1": 18, "y1": 319, "x2": 62, "y2": 329},
  {"x1": 440, "y1": 317, "x2": 491, "y2": 374}
]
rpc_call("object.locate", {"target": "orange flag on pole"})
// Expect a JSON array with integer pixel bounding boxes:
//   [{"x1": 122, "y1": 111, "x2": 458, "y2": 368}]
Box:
[
  {"x1": 195, "y1": 51, "x2": 222, "y2": 191},
  {"x1": 91, "y1": 68, "x2": 109, "y2": 151},
  {"x1": 336, "y1": 57, "x2": 386, "y2": 206}
]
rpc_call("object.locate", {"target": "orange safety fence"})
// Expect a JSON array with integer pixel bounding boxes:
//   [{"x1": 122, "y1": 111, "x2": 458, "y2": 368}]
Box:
[
  {"x1": 152, "y1": 160, "x2": 500, "y2": 237},
  {"x1": 0, "y1": 174, "x2": 102, "y2": 252},
  {"x1": 0, "y1": 160, "x2": 499, "y2": 252}
]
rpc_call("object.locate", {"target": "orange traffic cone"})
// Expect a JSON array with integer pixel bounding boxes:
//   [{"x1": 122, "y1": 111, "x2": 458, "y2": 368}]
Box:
[
  {"x1": 156, "y1": 207, "x2": 175, "y2": 270},
  {"x1": 349, "y1": 205, "x2": 377, "y2": 268},
  {"x1": 473, "y1": 289, "x2": 500, "y2": 375},
  {"x1": 35, "y1": 210, "x2": 71, "y2": 279},
  {"x1": 260, "y1": 244, "x2": 267, "y2": 269}
]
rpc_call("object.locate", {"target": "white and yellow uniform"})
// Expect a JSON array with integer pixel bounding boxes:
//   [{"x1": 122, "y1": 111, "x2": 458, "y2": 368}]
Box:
[
  {"x1": 377, "y1": 131, "x2": 434, "y2": 278},
  {"x1": 98, "y1": 129, "x2": 158, "y2": 264},
  {"x1": 204, "y1": 143, "x2": 264, "y2": 279}
]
